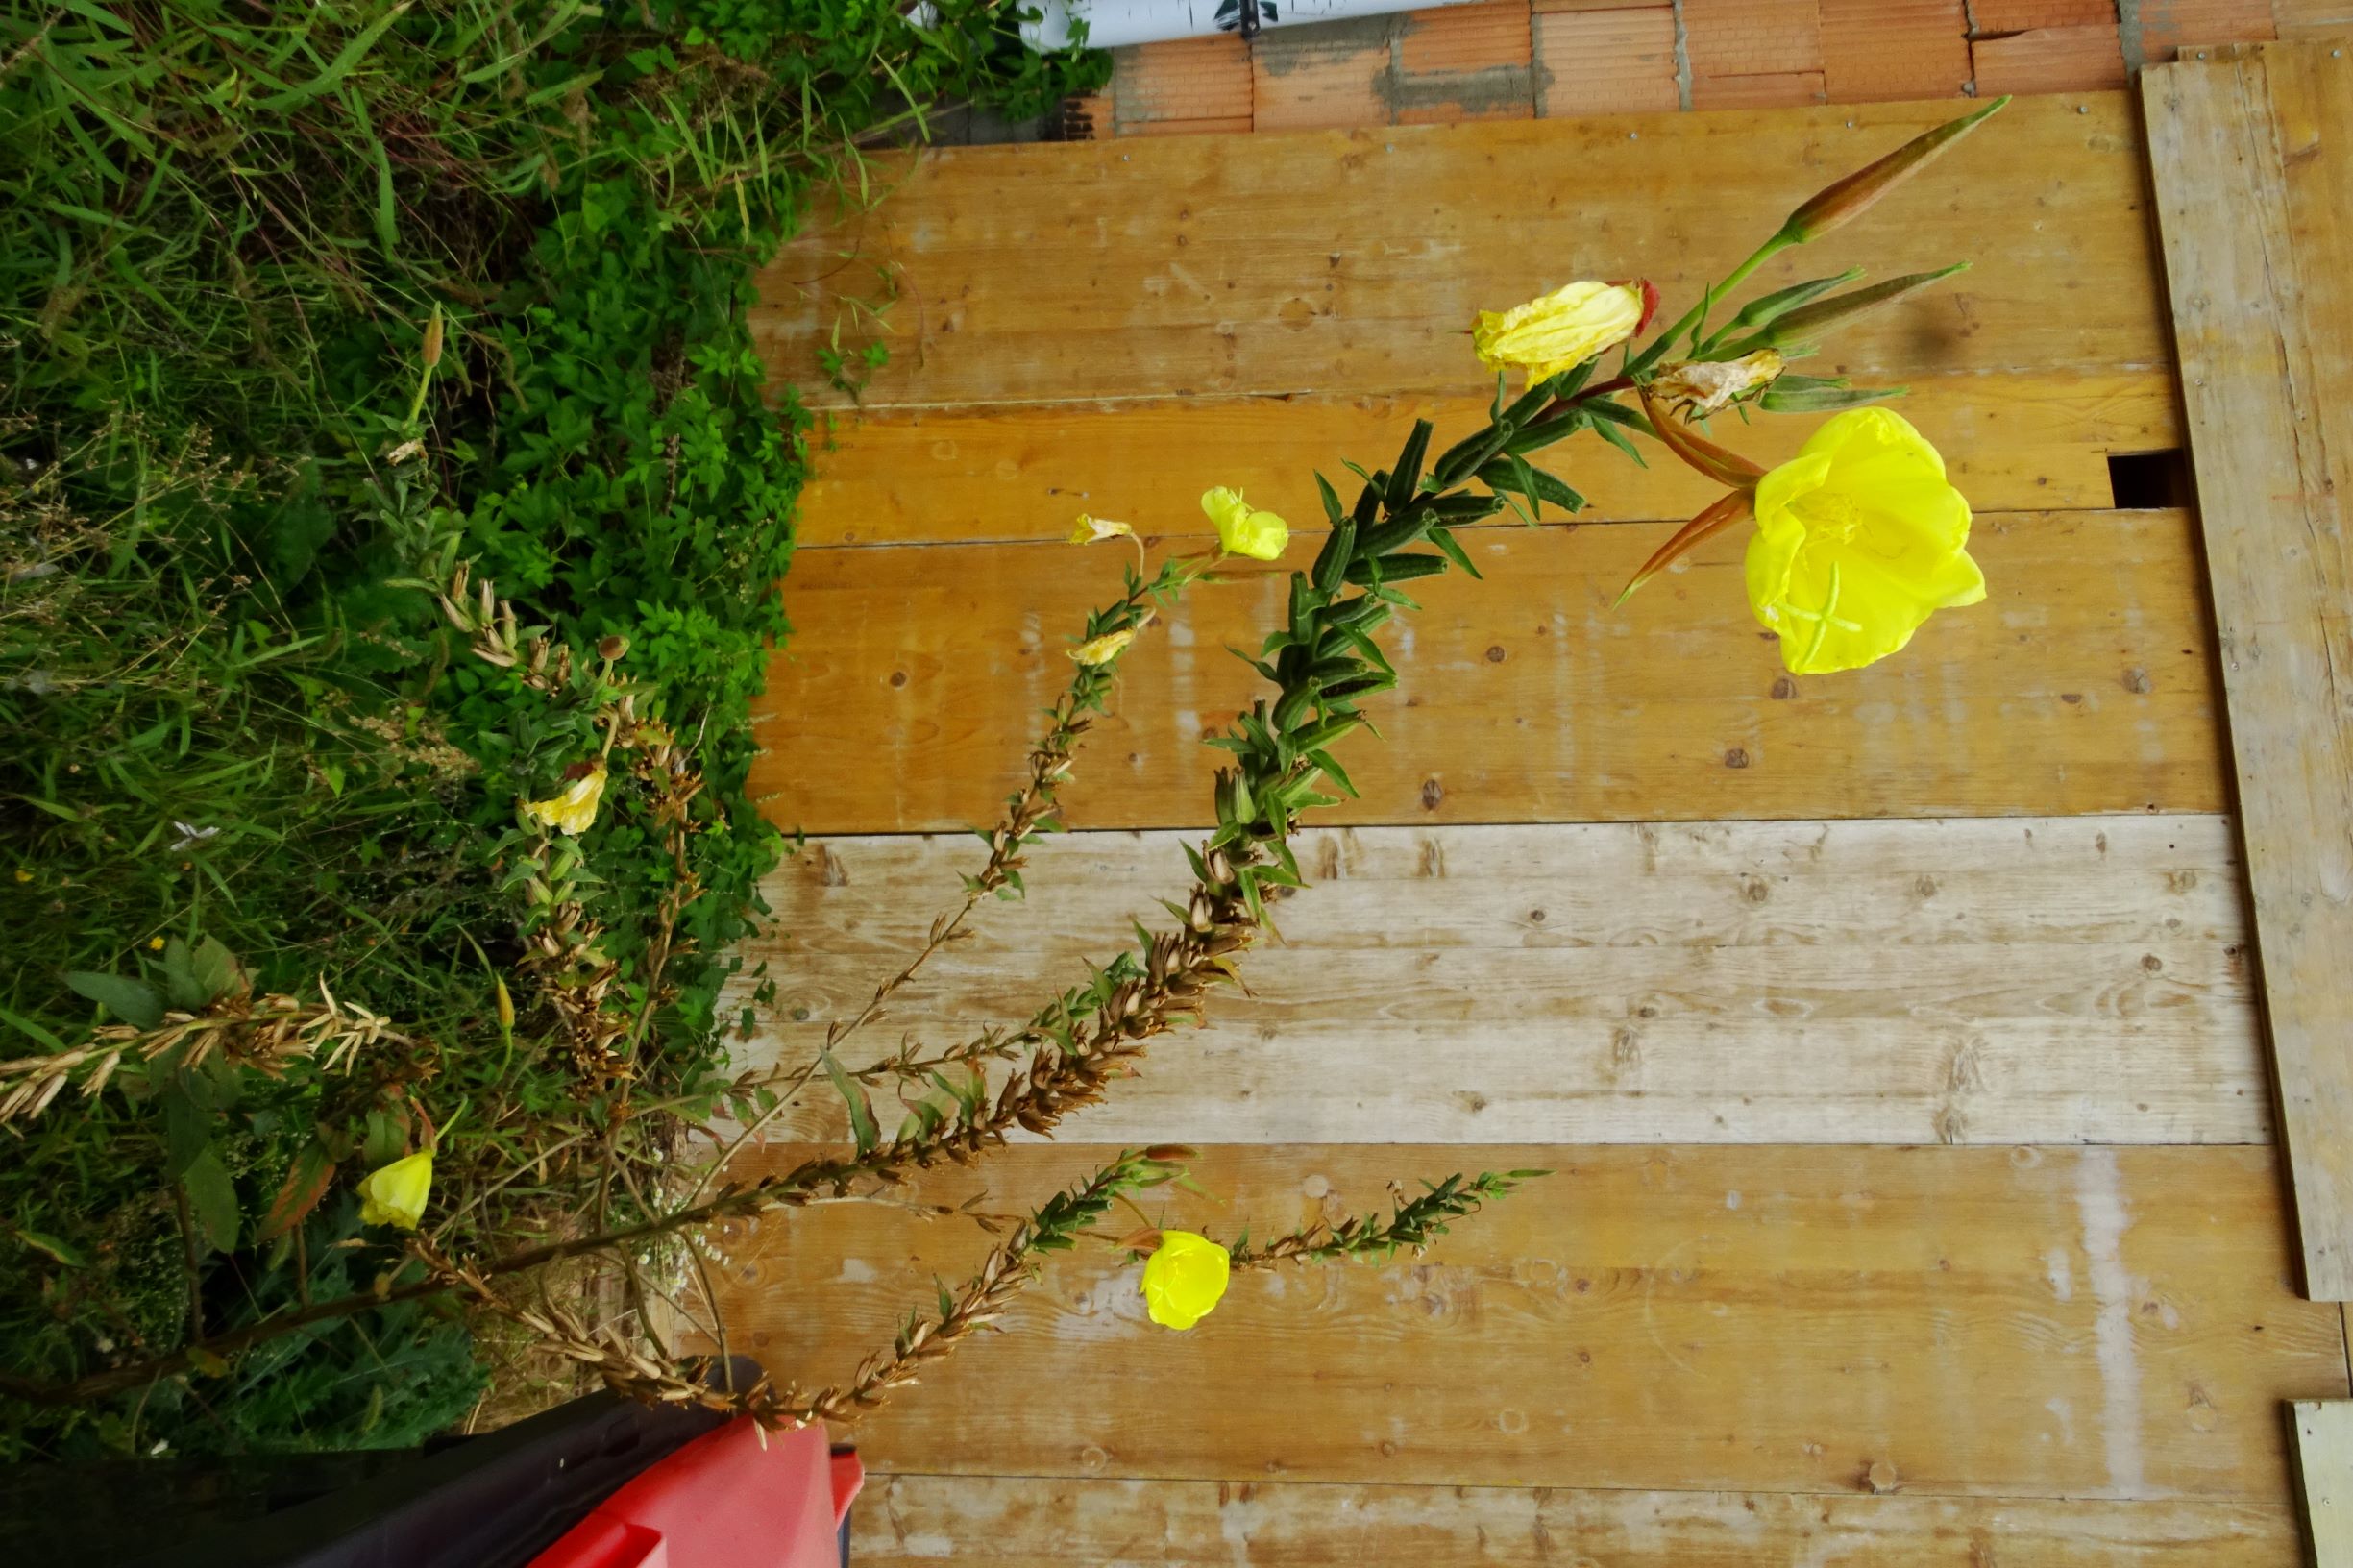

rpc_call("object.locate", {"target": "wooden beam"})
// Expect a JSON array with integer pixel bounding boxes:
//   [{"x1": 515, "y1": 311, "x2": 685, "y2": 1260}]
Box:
[
  {"x1": 707, "y1": 1143, "x2": 2347, "y2": 1497},
  {"x1": 736, "y1": 816, "x2": 2267, "y2": 1147},
  {"x1": 2292, "y1": 1401, "x2": 2353, "y2": 1566},
  {"x1": 753, "y1": 94, "x2": 2164, "y2": 410},
  {"x1": 795, "y1": 371, "x2": 2176, "y2": 549},
  {"x1": 850, "y1": 1473, "x2": 2300, "y2": 1565},
  {"x1": 2143, "y1": 41, "x2": 2353, "y2": 1298},
  {"x1": 748, "y1": 510, "x2": 2223, "y2": 835}
]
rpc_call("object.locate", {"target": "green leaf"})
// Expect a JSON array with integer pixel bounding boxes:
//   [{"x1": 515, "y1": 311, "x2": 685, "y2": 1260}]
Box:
[
  {"x1": 189, "y1": 936, "x2": 243, "y2": 1003},
  {"x1": 1588, "y1": 413, "x2": 1647, "y2": 467},
  {"x1": 184, "y1": 1147, "x2": 241, "y2": 1254},
  {"x1": 12, "y1": 1228, "x2": 90, "y2": 1267},
  {"x1": 821, "y1": 1051, "x2": 880, "y2": 1154},
  {"x1": 1426, "y1": 526, "x2": 1483, "y2": 579},
  {"x1": 162, "y1": 1084, "x2": 211, "y2": 1180},
  {"x1": 65, "y1": 971, "x2": 163, "y2": 1031},
  {"x1": 361, "y1": 1107, "x2": 408, "y2": 1168},
  {"x1": 159, "y1": 937, "x2": 207, "y2": 1010},
  {"x1": 1759, "y1": 382, "x2": 1906, "y2": 413}
]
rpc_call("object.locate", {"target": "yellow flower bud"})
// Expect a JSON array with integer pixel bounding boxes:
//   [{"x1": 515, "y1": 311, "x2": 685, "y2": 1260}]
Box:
[
  {"x1": 1068, "y1": 627, "x2": 1138, "y2": 667},
  {"x1": 523, "y1": 766, "x2": 606, "y2": 836},
  {"x1": 1472, "y1": 280, "x2": 1650, "y2": 382},
  {"x1": 1746, "y1": 408, "x2": 1985, "y2": 674},
  {"x1": 1140, "y1": 1229, "x2": 1230, "y2": 1331},
  {"x1": 357, "y1": 1149, "x2": 434, "y2": 1232},
  {"x1": 1199, "y1": 488, "x2": 1287, "y2": 561}
]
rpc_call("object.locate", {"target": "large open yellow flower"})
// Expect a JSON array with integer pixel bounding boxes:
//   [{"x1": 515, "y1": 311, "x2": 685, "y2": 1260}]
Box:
[
  {"x1": 1745, "y1": 408, "x2": 1985, "y2": 674},
  {"x1": 1140, "y1": 1229, "x2": 1231, "y2": 1331}
]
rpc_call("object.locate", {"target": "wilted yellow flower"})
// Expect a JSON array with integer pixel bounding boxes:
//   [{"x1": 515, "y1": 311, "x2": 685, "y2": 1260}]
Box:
[
  {"x1": 1200, "y1": 488, "x2": 1287, "y2": 561},
  {"x1": 1746, "y1": 408, "x2": 1985, "y2": 675},
  {"x1": 1473, "y1": 280, "x2": 1650, "y2": 381},
  {"x1": 1068, "y1": 513, "x2": 1136, "y2": 547},
  {"x1": 524, "y1": 766, "x2": 606, "y2": 836},
  {"x1": 1068, "y1": 627, "x2": 1139, "y2": 667},
  {"x1": 1652, "y1": 349, "x2": 1785, "y2": 416},
  {"x1": 1140, "y1": 1230, "x2": 1231, "y2": 1331},
  {"x1": 357, "y1": 1149, "x2": 434, "y2": 1231},
  {"x1": 12, "y1": 869, "x2": 30, "y2": 883}
]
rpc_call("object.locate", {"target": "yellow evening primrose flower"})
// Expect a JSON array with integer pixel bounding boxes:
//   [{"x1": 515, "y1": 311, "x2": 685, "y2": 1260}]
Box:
[
  {"x1": 1068, "y1": 627, "x2": 1139, "y2": 667},
  {"x1": 357, "y1": 1149, "x2": 434, "y2": 1231},
  {"x1": 524, "y1": 766, "x2": 606, "y2": 836},
  {"x1": 1473, "y1": 280, "x2": 1650, "y2": 382},
  {"x1": 1200, "y1": 487, "x2": 1288, "y2": 561},
  {"x1": 1745, "y1": 407, "x2": 1985, "y2": 675},
  {"x1": 1068, "y1": 513, "x2": 1136, "y2": 547},
  {"x1": 1140, "y1": 1229, "x2": 1231, "y2": 1331}
]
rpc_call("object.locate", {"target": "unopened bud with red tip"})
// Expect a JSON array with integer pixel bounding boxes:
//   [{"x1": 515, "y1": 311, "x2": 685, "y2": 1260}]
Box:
[{"x1": 1777, "y1": 98, "x2": 2008, "y2": 246}]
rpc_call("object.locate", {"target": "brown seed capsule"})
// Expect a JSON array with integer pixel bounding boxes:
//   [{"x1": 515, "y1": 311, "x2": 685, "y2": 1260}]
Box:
[{"x1": 598, "y1": 634, "x2": 630, "y2": 662}]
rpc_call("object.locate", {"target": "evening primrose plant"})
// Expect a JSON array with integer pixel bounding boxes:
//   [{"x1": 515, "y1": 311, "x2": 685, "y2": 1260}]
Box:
[{"x1": 2, "y1": 100, "x2": 2007, "y2": 1432}]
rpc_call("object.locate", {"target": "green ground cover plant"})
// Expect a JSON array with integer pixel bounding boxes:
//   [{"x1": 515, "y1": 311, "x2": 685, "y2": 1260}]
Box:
[{"x1": 1, "y1": 0, "x2": 1104, "y2": 1459}]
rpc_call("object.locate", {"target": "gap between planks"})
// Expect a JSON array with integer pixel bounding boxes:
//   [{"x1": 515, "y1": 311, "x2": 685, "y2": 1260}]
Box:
[{"x1": 729, "y1": 815, "x2": 2266, "y2": 1149}]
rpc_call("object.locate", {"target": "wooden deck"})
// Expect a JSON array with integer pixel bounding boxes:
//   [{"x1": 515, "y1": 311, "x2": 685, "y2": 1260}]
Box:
[{"x1": 708, "y1": 58, "x2": 2353, "y2": 1566}]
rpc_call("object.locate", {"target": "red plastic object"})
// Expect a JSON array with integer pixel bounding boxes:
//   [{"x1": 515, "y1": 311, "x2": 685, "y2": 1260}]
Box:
[{"x1": 529, "y1": 1417, "x2": 862, "y2": 1568}]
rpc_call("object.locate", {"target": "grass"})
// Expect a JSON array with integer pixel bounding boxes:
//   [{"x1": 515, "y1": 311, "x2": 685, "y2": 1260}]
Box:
[{"x1": 0, "y1": 0, "x2": 1104, "y2": 1460}]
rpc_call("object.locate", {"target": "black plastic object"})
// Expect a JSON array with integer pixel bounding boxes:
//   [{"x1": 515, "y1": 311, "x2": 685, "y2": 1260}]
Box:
[{"x1": 107, "y1": 1359, "x2": 758, "y2": 1568}]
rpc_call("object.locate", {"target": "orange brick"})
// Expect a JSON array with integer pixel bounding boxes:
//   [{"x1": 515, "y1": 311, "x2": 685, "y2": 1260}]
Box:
[
  {"x1": 2134, "y1": 0, "x2": 2276, "y2": 58},
  {"x1": 1692, "y1": 68, "x2": 1830, "y2": 108},
  {"x1": 1969, "y1": 0, "x2": 2115, "y2": 26},
  {"x1": 1112, "y1": 37, "x2": 1253, "y2": 130},
  {"x1": 2274, "y1": 1, "x2": 2353, "y2": 39},
  {"x1": 1684, "y1": 0, "x2": 1825, "y2": 77},
  {"x1": 1821, "y1": 0, "x2": 1972, "y2": 102},
  {"x1": 1534, "y1": 6, "x2": 1680, "y2": 115},
  {"x1": 1251, "y1": 19, "x2": 1398, "y2": 131},
  {"x1": 1970, "y1": 23, "x2": 2129, "y2": 92},
  {"x1": 1396, "y1": 1, "x2": 1535, "y2": 122}
]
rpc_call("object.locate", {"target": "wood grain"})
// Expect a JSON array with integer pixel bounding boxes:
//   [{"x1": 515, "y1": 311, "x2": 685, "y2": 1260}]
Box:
[
  {"x1": 749, "y1": 510, "x2": 2223, "y2": 835},
  {"x1": 732, "y1": 816, "x2": 2267, "y2": 1147},
  {"x1": 708, "y1": 1143, "x2": 2347, "y2": 1497},
  {"x1": 2144, "y1": 41, "x2": 2353, "y2": 1299},
  {"x1": 2292, "y1": 1401, "x2": 2353, "y2": 1565},
  {"x1": 755, "y1": 94, "x2": 2165, "y2": 409},
  {"x1": 849, "y1": 1473, "x2": 2299, "y2": 1565},
  {"x1": 795, "y1": 371, "x2": 2177, "y2": 548}
]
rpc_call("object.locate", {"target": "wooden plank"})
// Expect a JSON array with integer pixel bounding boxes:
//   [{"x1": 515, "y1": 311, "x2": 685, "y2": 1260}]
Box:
[
  {"x1": 2144, "y1": 40, "x2": 2353, "y2": 1297},
  {"x1": 734, "y1": 816, "x2": 2268, "y2": 1148},
  {"x1": 2292, "y1": 1402, "x2": 2353, "y2": 1564},
  {"x1": 753, "y1": 94, "x2": 2166, "y2": 409},
  {"x1": 796, "y1": 371, "x2": 2175, "y2": 548},
  {"x1": 709, "y1": 1143, "x2": 2347, "y2": 1496},
  {"x1": 748, "y1": 510, "x2": 2223, "y2": 834},
  {"x1": 849, "y1": 1474, "x2": 2300, "y2": 1565}
]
